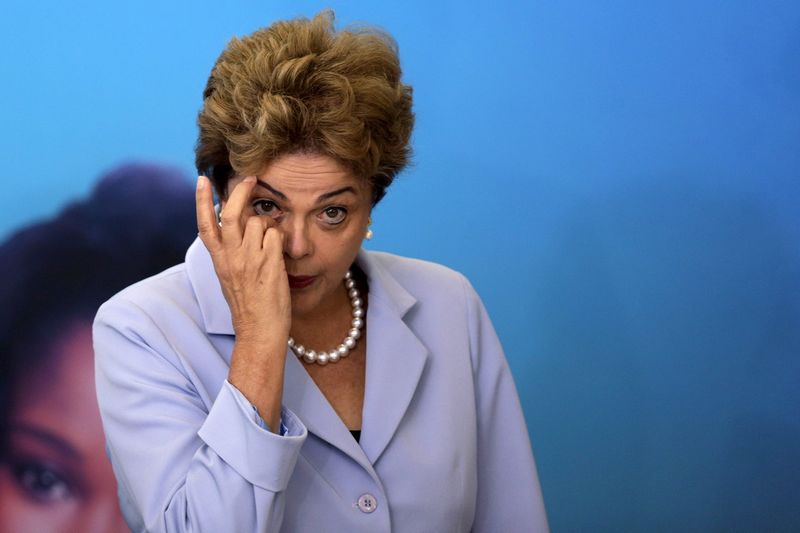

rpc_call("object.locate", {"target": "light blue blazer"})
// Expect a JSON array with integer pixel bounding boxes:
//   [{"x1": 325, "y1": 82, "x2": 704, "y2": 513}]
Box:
[{"x1": 93, "y1": 238, "x2": 549, "y2": 532}]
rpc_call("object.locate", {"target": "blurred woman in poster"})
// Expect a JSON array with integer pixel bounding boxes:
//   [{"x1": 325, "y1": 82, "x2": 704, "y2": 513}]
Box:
[{"x1": 0, "y1": 164, "x2": 196, "y2": 532}]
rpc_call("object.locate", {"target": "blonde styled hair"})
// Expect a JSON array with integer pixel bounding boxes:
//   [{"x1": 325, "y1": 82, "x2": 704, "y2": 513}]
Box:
[{"x1": 195, "y1": 10, "x2": 414, "y2": 204}]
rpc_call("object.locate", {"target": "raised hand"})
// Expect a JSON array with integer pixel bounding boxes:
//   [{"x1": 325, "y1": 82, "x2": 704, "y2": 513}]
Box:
[
  {"x1": 196, "y1": 175, "x2": 290, "y2": 432},
  {"x1": 196, "y1": 175, "x2": 291, "y2": 343}
]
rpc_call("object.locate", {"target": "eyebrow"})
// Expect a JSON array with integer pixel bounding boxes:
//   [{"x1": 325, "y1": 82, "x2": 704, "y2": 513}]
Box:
[
  {"x1": 255, "y1": 179, "x2": 357, "y2": 204},
  {"x1": 10, "y1": 423, "x2": 81, "y2": 461}
]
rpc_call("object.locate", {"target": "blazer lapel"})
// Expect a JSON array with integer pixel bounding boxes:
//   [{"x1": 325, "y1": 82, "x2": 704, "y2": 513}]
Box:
[
  {"x1": 357, "y1": 251, "x2": 429, "y2": 466},
  {"x1": 281, "y1": 251, "x2": 430, "y2": 469},
  {"x1": 360, "y1": 295, "x2": 428, "y2": 466},
  {"x1": 282, "y1": 350, "x2": 374, "y2": 472},
  {"x1": 185, "y1": 238, "x2": 234, "y2": 335}
]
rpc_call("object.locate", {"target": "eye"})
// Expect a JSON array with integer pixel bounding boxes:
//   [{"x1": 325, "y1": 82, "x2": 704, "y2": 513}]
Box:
[
  {"x1": 252, "y1": 199, "x2": 282, "y2": 219},
  {"x1": 11, "y1": 459, "x2": 74, "y2": 503},
  {"x1": 320, "y1": 206, "x2": 347, "y2": 225}
]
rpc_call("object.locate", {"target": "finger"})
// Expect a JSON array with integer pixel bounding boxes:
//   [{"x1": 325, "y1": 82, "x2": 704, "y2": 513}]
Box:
[
  {"x1": 196, "y1": 176, "x2": 221, "y2": 252},
  {"x1": 219, "y1": 176, "x2": 257, "y2": 246},
  {"x1": 243, "y1": 215, "x2": 268, "y2": 253},
  {"x1": 262, "y1": 226, "x2": 285, "y2": 262}
]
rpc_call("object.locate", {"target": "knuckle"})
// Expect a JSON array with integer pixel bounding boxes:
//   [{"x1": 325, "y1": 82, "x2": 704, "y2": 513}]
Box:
[{"x1": 220, "y1": 213, "x2": 237, "y2": 226}]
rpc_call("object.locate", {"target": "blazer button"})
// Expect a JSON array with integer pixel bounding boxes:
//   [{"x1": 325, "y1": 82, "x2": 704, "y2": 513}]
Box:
[{"x1": 357, "y1": 493, "x2": 378, "y2": 513}]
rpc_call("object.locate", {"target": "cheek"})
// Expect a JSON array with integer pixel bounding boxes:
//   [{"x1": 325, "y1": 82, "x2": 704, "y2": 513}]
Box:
[
  {"x1": 306, "y1": 233, "x2": 361, "y2": 285},
  {"x1": 320, "y1": 227, "x2": 363, "y2": 258}
]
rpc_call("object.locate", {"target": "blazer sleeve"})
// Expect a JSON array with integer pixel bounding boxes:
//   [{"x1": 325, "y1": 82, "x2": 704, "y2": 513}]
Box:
[
  {"x1": 461, "y1": 276, "x2": 550, "y2": 533},
  {"x1": 93, "y1": 296, "x2": 307, "y2": 533}
]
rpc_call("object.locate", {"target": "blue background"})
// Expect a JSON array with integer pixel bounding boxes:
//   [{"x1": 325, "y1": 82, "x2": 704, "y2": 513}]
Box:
[{"x1": 2, "y1": 0, "x2": 798, "y2": 530}]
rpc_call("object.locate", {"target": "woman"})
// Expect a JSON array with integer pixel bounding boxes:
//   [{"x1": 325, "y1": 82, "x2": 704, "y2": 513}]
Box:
[
  {"x1": 94, "y1": 11, "x2": 548, "y2": 532},
  {"x1": 0, "y1": 164, "x2": 197, "y2": 533}
]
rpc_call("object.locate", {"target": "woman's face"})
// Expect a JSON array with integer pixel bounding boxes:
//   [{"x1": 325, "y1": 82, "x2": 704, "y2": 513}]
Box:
[
  {"x1": 224, "y1": 153, "x2": 372, "y2": 318},
  {"x1": 0, "y1": 323, "x2": 128, "y2": 533}
]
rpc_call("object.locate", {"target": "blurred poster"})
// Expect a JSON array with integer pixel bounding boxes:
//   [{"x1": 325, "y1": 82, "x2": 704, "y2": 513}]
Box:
[{"x1": 0, "y1": 163, "x2": 197, "y2": 533}]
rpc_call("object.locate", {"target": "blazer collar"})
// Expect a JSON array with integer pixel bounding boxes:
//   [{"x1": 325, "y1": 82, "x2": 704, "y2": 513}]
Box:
[
  {"x1": 185, "y1": 238, "x2": 429, "y2": 467},
  {"x1": 185, "y1": 238, "x2": 232, "y2": 335}
]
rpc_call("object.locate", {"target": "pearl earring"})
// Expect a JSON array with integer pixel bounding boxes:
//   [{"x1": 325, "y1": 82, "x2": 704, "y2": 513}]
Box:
[{"x1": 365, "y1": 216, "x2": 373, "y2": 240}]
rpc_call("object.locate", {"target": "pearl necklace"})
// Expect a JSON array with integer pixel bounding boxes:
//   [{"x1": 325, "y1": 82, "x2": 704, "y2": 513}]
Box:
[{"x1": 288, "y1": 270, "x2": 364, "y2": 366}]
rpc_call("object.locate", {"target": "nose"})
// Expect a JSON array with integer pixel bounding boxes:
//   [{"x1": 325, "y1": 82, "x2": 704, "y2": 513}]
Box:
[{"x1": 282, "y1": 215, "x2": 313, "y2": 260}]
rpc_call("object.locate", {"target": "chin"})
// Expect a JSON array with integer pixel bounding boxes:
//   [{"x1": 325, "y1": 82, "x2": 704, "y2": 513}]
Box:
[
  {"x1": 289, "y1": 287, "x2": 321, "y2": 314},
  {"x1": 291, "y1": 277, "x2": 339, "y2": 314}
]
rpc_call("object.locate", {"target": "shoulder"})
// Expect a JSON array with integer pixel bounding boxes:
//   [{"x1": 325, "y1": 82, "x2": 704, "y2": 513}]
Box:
[
  {"x1": 363, "y1": 250, "x2": 475, "y2": 299},
  {"x1": 361, "y1": 249, "x2": 483, "y2": 316},
  {"x1": 93, "y1": 262, "x2": 210, "y2": 378},
  {"x1": 362, "y1": 252, "x2": 501, "y2": 375},
  {"x1": 94, "y1": 263, "x2": 199, "y2": 330}
]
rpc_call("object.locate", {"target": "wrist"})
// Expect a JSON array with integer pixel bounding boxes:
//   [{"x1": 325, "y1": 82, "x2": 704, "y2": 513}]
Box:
[
  {"x1": 233, "y1": 323, "x2": 289, "y2": 347},
  {"x1": 228, "y1": 343, "x2": 286, "y2": 398},
  {"x1": 231, "y1": 337, "x2": 287, "y2": 371}
]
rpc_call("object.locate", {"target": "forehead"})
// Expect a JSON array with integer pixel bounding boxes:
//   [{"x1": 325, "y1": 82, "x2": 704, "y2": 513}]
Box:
[
  {"x1": 10, "y1": 324, "x2": 104, "y2": 454},
  {"x1": 14, "y1": 323, "x2": 95, "y2": 407},
  {"x1": 258, "y1": 153, "x2": 363, "y2": 192},
  {"x1": 266, "y1": 153, "x2": 350, "y2": 178}
]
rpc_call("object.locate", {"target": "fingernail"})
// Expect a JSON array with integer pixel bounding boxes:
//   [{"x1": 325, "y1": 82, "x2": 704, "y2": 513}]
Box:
[
  {"x1": 197, "y1": 175, "x2": 206, "y2": 188},
  {"x1": 244, "y1": 176, "x2": 256, "y2": 183}
]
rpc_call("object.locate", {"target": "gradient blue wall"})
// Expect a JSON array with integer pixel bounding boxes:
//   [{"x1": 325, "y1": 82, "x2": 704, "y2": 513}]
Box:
[{"x1": 2, "y1": 0, "x2": 798, "y2": 530}]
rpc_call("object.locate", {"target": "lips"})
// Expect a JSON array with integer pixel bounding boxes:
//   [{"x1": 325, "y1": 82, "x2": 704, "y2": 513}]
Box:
[{"x1": 287, "y1": 275, "x2": 317, "y2": 289}]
